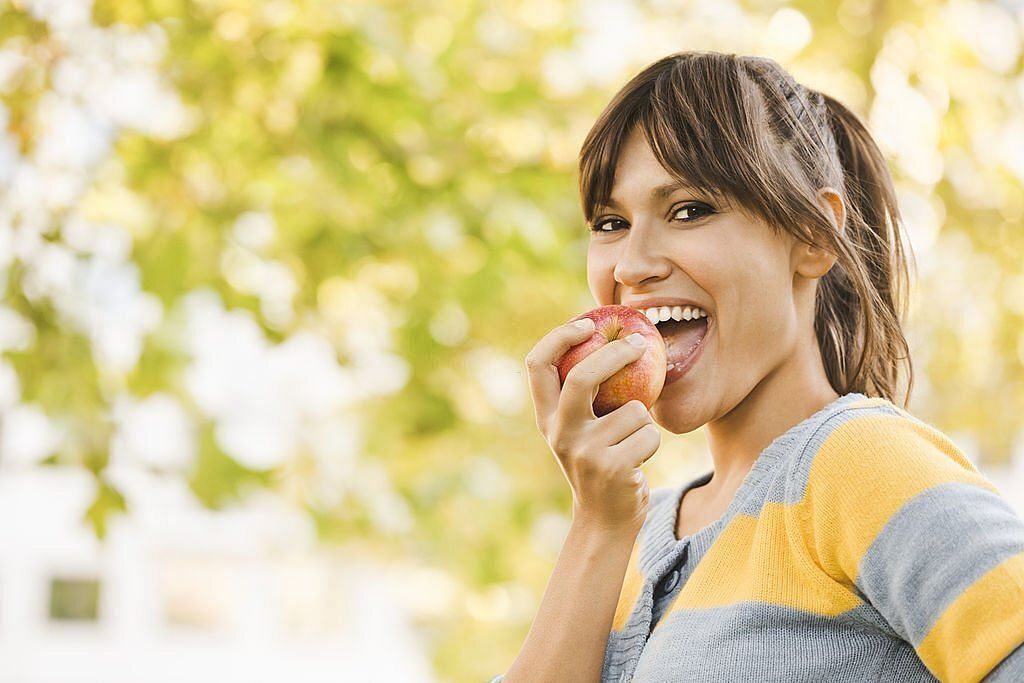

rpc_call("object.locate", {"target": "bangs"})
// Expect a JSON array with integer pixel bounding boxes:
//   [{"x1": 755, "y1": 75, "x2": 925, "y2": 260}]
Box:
[{"x1": 578, "y1": 52, "x2": 781, "y2": 227}]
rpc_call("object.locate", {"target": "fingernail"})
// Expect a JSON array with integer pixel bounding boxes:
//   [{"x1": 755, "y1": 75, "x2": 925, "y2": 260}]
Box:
[
  {"x1": 626, "y1": 332, "x2": 645, "y2": 347},
  {"x1": 573, "y1": 318, "x2": 594, "y2": 331}
]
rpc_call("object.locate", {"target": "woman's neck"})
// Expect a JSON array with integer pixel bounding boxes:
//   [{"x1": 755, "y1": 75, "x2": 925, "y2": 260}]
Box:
[{"x1": 701, "y1": 341, "x2": 840, "y2": 500}]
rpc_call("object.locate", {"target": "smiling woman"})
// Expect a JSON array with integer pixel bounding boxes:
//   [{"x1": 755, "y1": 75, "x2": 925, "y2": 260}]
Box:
[{"x1": 497, "y1": 50, "x2": 1024, "y2": 683}]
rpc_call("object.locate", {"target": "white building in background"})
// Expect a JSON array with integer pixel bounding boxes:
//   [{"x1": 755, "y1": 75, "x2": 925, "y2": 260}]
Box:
[
  {"x1": 982, "y1": 432, "x2": 1024, "y2": 521},
  {"x1": 0, "y1": 464, "x2": 439, "y2": 683}
]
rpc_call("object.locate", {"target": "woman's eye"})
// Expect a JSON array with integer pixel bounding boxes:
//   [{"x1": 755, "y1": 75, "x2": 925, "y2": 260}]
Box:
[
  {"x1": 673, "y1": 203, "x2": 713, "y2": 222},
  {"x1": 590, "y1": 217, "x2": 628, "y2": 232}
]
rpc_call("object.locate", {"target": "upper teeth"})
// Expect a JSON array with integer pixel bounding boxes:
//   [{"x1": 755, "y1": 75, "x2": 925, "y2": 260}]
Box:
[{"x1": 641, "y1": 305, "x2": 708, "y2": 324}]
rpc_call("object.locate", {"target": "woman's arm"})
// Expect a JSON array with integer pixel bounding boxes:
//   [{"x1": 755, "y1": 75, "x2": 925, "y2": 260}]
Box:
[
  {"x1": 498, "y1": 315, "x2": 662, "y2": 682},
  {"x1": 500, "y1": 516, "x2": 640, "y2": 683},
  {"x1": 801, "y1": 414, "x2": 1024, "y2": 682}
]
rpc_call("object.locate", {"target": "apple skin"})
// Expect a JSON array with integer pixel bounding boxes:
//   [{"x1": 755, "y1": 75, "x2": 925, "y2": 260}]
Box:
[{"x1": 555, "y1": 305, "x2": 667, "y2": 417}]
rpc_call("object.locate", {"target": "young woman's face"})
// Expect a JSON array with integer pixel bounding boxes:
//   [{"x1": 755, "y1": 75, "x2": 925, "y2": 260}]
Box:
[{"x1": 586, "y1": 126, "x2": 810, "y2": 433}]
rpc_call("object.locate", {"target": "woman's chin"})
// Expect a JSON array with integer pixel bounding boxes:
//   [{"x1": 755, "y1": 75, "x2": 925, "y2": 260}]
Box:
[{"x1": 651, "y1": 401, "x2": 705, "y2": 435}]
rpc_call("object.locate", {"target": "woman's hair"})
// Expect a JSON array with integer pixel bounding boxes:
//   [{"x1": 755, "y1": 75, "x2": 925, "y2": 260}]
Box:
[{"x1": 579, "y1": 51, "x2": 914, "y2": 407}]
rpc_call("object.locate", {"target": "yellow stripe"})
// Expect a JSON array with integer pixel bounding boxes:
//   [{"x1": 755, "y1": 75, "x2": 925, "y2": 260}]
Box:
[
  {"x1": 916, "y1": 551, "x2": 1024, "y2": 682},
  {"x1": 799, "y1": 413, "x2": 997, "y2": 586},
  {"x1": 612, "y1": 539, "x2": 643, "y2": 631},
  {"x1": 666, "y1": 506, "x2": 862, "y2": 619}
]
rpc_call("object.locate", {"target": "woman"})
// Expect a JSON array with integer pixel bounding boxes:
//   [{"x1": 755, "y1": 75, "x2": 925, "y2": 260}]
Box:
[{"x1": 491, "y1": 52, "x2": 1024, "y2": 682}]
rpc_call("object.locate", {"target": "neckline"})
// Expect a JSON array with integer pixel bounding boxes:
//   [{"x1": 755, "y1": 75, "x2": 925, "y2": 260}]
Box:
[
  {"x1": 671, "y1": 469, "x2": 716, "y2": 542},
  {"x1": 640, "y1": 391, "x2": 871, "y2": 573}
]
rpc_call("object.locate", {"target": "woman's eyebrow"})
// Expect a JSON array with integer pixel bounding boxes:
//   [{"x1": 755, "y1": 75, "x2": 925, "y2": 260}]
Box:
[{"x1": 603, "y1": 181, "x2": 698, "y2": 209}]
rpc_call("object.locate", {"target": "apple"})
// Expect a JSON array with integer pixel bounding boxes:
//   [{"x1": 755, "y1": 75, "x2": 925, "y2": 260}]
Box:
[{"x1": 555, "y1": 305, "x2": 667, "y2": 417}]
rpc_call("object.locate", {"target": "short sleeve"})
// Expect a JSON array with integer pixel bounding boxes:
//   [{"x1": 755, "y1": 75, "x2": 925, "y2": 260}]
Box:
[{"x1": 799, "y1": 411, "x2": 1024, "y2": 683}]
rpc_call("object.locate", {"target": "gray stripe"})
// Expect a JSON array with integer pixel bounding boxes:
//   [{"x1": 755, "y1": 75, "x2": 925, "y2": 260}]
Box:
[
  {"x1": 631, "y1": 601, "x2": 938, "y2": 682},
  {"x1": 856, "y1": 481, "x2": 1024, "y2": 645},
  {"x1": 985, "y1": 642, "x2": 1024, "y2": 682}
]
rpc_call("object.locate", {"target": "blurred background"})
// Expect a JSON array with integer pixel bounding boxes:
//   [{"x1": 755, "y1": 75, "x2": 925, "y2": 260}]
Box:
[{"x1": 0, "y1": 0, "x2": 1022, "y2": 681}]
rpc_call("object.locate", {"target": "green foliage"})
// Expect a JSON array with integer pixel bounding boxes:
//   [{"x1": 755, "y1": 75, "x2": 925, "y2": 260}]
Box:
[
  {"x1": 189, "y1": 423, "x2": 275, "y2": 509},
  {"x1": 84, "y1": 478, "x2": 126, "y2": 539}
]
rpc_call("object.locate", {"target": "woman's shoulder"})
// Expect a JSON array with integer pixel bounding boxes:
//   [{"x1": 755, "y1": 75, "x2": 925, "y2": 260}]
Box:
[{"x1": 798, "y1": 394, "x2": 996, "y2": 497}]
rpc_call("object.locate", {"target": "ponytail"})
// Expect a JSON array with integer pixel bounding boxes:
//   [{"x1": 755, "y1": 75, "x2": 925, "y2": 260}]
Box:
[{"x1": 814, "y1": 91, "x2": 915, "y2": 407}]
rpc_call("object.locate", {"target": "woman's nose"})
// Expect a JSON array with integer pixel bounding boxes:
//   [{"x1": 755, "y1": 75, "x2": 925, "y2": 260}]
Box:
[{"x1": 612, "y1": 227, "x2": 671, "y2": 287}]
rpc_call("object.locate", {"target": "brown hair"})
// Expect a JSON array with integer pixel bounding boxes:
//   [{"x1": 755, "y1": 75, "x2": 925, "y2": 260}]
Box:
[{"x1": 578, "y1": 51, "x2": 914, "y2": 407}]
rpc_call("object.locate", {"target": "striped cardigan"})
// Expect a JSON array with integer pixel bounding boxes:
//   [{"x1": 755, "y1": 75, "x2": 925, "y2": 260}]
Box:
[{"x1": 490, "y1": 392, "x2": 1024, "y2": 682}]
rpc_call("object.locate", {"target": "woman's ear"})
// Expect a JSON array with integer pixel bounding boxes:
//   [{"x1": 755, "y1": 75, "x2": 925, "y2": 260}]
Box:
[
  {"x1": 817, "y1": 187, "x2": 845, "y2": 235},
  {"x1": 793, "y1": 187, "x2": 845, "y2": 279},
  {"x1": 793, "y1": 241, "x2": 838, "y2": 279}
]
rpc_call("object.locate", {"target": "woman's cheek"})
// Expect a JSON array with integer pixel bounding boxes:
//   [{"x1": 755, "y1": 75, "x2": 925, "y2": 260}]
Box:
[{"x1": 587, "y1": 253, "x2": 619, "y2": 302}]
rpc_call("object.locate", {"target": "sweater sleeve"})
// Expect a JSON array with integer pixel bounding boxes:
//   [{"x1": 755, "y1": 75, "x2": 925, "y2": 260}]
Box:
[
  {"x1": 799, "y1": 411, "x2": 1024, "y2": 683},
  {"x1": 984, "y1": 642, "x2": 1024, "y2": 682}
]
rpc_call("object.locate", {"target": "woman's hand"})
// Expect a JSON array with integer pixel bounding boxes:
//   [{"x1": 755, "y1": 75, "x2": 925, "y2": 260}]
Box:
[{"x1": 525, "y1": 318, "x2": 662, "y2": 534}]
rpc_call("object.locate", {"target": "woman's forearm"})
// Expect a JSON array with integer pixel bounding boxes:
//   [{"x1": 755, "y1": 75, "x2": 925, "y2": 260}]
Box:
[{"x1": 502, "y1": 517, "x2": 640, "y2": 683}]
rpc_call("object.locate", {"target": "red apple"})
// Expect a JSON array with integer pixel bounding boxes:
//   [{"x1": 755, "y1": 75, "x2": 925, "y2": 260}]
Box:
[{"x1": 555, "y1": 305, "x2": 667, "y2": 417}]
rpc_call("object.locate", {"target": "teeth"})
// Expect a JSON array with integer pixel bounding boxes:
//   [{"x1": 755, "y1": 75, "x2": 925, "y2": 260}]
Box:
[{"x1": 640, "y1": 305, "x2": 708, "y2": 322}]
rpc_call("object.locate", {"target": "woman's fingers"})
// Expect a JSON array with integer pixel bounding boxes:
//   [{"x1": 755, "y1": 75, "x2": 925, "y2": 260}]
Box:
[
  {"x1": 606, "y1": 421, "x2": 662, "y2": 469},
  {"x1": 524, "y1": 319, "x2": 596, "y2": 433},
  {"x1": 599, "y1": 399, "x2": 656, "y2": 447},
  {"x1": 558, "y1": 335, "x2": 646, "y2": 424}
]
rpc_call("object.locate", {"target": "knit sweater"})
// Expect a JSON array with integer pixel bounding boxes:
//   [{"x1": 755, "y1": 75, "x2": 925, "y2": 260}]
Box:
[{"x1": 489, "y1": 392, "x2": 1024, "y2": 682}]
